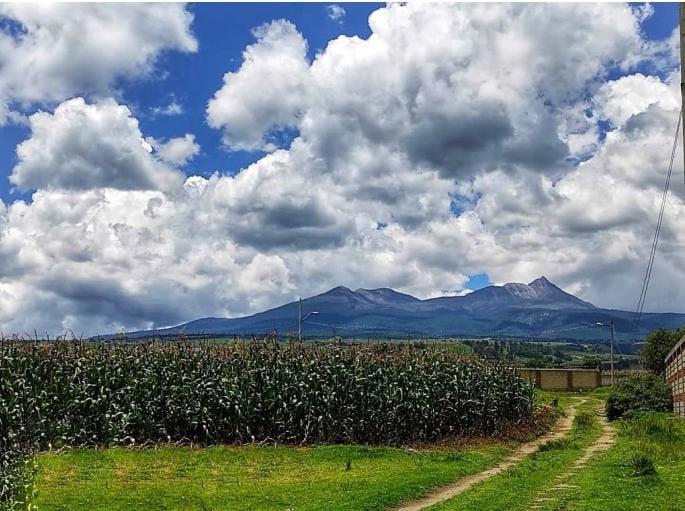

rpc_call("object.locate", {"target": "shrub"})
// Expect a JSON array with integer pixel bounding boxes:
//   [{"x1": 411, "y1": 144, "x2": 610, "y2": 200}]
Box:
[
  {"x1": 606, "y1": 373, "x2": 672, "y2": 421},
  {"x1": 625, "y1": 452, "x2": 656, "y2": 477},
  {"x1": 580, "y1": 355, "x2": 602, "y2": 369}
]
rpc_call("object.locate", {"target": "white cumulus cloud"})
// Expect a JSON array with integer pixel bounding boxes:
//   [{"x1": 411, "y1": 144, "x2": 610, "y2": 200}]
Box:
[
  {"x1": 0, "y1": 3, "x2": 197, "y2": 124},
  {"x1": 10, "y1": 98, "x2": 185, "y2": 192},
  {"x1": 150, "y1": 134, "x2": 201, "y2": 166},
  {"x1": 206, "y1": 19, "x2": 311, "y2": 151}
]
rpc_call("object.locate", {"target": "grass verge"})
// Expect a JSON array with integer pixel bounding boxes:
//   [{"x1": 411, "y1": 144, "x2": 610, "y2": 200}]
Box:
[
  {"x1": 536, "y1": 412, "x2": 685, "y2": 511},
  {"x1": 34, "y1": 444, "x2": 509, "y2": 511}
]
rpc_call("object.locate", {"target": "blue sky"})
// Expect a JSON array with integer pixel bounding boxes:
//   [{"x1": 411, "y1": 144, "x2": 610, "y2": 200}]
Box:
[
  {"x1": 640, "y1": 2, "x2": 678, "y2": 39},
  {"x1": 1, "y1": 3, "x2": 684, "y2": 333}
]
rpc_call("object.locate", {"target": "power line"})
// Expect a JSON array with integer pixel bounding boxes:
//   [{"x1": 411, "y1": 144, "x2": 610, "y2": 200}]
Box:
[{"x1": 633, "y1": 109, "x2": 682, "y2": 331}]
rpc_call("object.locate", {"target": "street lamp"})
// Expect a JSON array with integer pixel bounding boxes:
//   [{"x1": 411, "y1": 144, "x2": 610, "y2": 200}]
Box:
[
  {"x1": 298, "y1": 297, "x2": 319, "y2": 342},
  {"x1": 596, "y1": 321, "x2": 615, "y2": 385}
]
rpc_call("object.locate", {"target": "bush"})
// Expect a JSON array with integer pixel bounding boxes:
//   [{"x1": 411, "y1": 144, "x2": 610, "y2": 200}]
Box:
[
  {"x1": 606, "y1": 373, "x2": 672, "y2": 421},
  {"x1": 580, "y1": 355, "x2": 602, "y2": 369}
]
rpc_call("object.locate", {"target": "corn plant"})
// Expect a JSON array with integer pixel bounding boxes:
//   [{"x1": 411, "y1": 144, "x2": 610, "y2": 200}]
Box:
[{"x1": 1, "y1": 340, "x2": 535, "y2": 505}]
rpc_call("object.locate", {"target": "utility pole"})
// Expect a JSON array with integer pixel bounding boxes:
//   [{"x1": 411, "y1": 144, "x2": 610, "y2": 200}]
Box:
[
  {"x1": 680, "y1": 3, "x2": 685, "y2": 187},
  {"x1": 610, "y1": 321, "x2": 615, "y2": 386},
  {"x1": 596, "y1": 321, "x2": 615, "y2": 385},
  {"x1": 298, "y1": 297, "x2": 302, "y2": 342},
  {"x1": 297, "y1": 297, "x2": 319, "y2": 342}
]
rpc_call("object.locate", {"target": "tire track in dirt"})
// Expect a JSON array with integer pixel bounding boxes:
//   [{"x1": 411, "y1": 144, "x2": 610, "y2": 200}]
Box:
[
  {"x1": 393, "y1": 399, "x2": 587, "y2": 511},
  {"x1": 529, "y1": 404, "x2": 616, "y2": 510}
]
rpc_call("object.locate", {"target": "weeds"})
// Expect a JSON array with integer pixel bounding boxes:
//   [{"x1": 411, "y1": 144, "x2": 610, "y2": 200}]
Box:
[
  {"x1": 538, "y1": 438, "x2": 571, "y2": 452},
  {"x1": 574, "y1": 411, "x2": 594, "y2": 431},
  {"x1": 625, "y1": 452, "x2": 656, "y2": 477},
  {"x1": 623, "y1": 412, "x2": 685, "y2": 462}
]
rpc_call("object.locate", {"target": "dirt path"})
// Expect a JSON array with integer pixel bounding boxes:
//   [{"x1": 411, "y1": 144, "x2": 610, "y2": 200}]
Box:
[
  {"x1": 529, "y1": 404, "x2": 616, "y2": 510},
  {"x1": 392, "y1": 399, "x2": 586, "y2": 511}
]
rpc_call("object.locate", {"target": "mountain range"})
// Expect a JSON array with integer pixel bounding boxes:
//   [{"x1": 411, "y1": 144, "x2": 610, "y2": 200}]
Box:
[{"x1": 107, "y1": 277, "x2": 685, "y2": 341}]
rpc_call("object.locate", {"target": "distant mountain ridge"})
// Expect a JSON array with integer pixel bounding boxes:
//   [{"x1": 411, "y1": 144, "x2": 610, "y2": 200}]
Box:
[
  {"x1": 104, "y1": 277, "x2": 685, "y2": 341},
  {"x1": 426, "y1": 277, "x2": 595, "y2": 312}
]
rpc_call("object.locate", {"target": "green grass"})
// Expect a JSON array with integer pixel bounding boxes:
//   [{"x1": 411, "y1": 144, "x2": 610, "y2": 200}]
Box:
[
  {"x1": 535, "y1": 389, "x2": 608, "y2": 411},
  {"x1": 536, "y1": 388, "x2": 611, "y2": 407},
  {"x1": 535, "y1": 413, "x2": 685, "y2": 511},
  {"x1": 34, "y1": 444, "x2": 508, "y2": 511},
  {"x1": 44, "y1": 395, "x2": 676, "y2": 511},
  {"x1": 428, "y1": 399, "x2": 602, "y2": 511}
]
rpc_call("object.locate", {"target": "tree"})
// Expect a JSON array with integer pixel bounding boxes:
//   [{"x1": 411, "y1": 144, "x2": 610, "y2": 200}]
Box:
[
  {"x1": 640, "y1": 327, "x2": 685, "y2": 375},
  {"x1": 581, "y1": 355, "x2": 602, "y2": 369}
]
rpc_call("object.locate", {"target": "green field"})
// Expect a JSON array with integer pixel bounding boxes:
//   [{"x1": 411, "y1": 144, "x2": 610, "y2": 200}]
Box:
[
  {"x1": 8, "y1": 342, "x2": 684, "y2": 511},
  {"x1": 34, "y1": 444, "x2": 509, "y2": 511},
  {"x1": 29, "y1": 394, "x2": 685, "y2": 511}
]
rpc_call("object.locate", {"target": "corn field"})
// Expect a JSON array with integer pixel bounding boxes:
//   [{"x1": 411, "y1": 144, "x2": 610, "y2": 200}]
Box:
[
  {"x1": 0, "y1": 446, "x2": 32, "y2": 511},
  {"x1": 1, "y1": 340, "x2": 535, "y2": 509}
]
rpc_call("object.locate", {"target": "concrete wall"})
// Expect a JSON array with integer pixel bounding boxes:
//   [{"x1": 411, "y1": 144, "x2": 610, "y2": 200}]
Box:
[
  {"x1": 600, "y1": 373, "x2": 613, "y2": 387},
  {"x1": 665, "y1": 335, "x2": 685, "y2": 417},
  {"x1": 517, "y1": 368, "x2": 601, "y2": 391}
]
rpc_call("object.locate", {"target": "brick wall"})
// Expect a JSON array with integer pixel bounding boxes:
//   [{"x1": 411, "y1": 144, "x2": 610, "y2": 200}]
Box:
[
  {"x1": 516, "y1": 368, "x2": 601, "y2": 391},
  {"x1": 665, "y1": 335, "x2": 685, "y2": 417}
]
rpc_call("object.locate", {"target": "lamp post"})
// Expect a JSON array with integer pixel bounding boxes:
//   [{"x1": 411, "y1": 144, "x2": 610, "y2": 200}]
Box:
[
  {"x1": 298, "y1": 297, "x2": 319, "y2": 342},
  {"x1": 596, "y1": 321, "x2": 615, "y2": 385}
]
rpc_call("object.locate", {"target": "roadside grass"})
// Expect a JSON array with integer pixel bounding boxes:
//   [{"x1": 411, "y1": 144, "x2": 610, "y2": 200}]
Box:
[
  {"x1": 536, "y1": 412, "x2": 685, "y2": 511},
  {"x1": 33, "y1": 444, "x2": 509, "y2": 511},
  {"x1": 427, "y1": 398, "x2": 602, "y2": 511}
]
